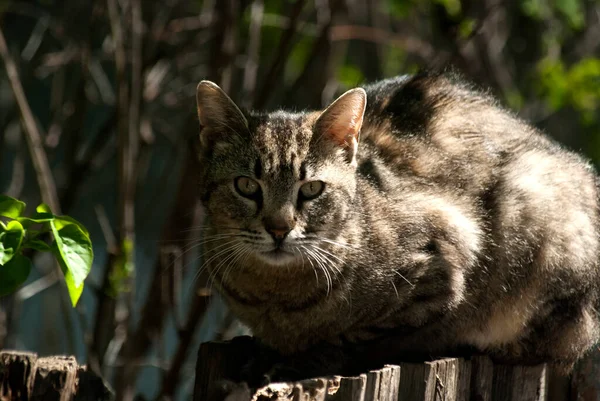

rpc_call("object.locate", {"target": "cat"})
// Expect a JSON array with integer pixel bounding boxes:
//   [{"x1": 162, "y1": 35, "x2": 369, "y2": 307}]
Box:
[{"x1": 194, "y1": 71, "x2": 600, "y2": 379}]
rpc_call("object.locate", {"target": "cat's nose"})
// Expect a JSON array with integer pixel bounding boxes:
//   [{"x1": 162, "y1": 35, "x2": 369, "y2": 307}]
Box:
[
  {"x1": 264, "y1": 218, "x2": 293, "y2": 241},
  {"x1": 269, "y1": 228, "x2": 289, "y2": 240}
]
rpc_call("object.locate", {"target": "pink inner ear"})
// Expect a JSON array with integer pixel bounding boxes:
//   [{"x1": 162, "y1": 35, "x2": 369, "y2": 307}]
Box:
[{"x1": 324, "y1": 93, "x2": 366, "y2": 147}]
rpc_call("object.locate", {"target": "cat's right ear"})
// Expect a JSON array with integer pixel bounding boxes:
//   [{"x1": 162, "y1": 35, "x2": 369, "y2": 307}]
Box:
[
  {"x1": 314, "y1": 87, "x2": 367, "y2": 166},
  {"x1": 196, "y1": 81, "x2": 249, "y2": 148}
]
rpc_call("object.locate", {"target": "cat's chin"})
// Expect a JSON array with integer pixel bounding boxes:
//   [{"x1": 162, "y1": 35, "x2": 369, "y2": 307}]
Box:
[{"x1": 257, "y1": 249, "x2": 298, "y2": 266}]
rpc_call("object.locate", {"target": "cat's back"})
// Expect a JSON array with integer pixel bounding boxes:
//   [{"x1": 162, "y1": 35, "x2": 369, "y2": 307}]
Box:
[
  {"x1": 360, "y1": 73, "x2": 600, "y2": 266},
  {"x1": 355, "y1": 73, "x2": 600, "y2": 364},
  {"x1": 359, "y1": 72, "x2": 595, "y2": 198}
]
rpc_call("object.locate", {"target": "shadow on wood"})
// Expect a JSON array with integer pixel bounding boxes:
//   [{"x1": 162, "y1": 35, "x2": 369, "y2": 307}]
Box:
[{"x1": 193, "y1": 337, "x2": 552, "y2": 401}]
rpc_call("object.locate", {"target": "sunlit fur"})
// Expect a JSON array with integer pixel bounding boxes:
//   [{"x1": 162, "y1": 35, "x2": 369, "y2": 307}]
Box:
[{"x1": 195, "y1": 72, "x2": 600, "y2": 372}]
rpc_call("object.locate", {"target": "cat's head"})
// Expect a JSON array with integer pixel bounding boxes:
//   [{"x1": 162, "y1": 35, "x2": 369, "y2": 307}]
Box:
[{"x1": 195, "y1": 81, "x2": 366, "y2": 268}]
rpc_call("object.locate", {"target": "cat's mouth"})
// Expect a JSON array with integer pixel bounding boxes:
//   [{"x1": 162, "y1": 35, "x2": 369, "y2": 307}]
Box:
[{"x1": 259, "y1": 247, "x2": 296, "y2": 265}]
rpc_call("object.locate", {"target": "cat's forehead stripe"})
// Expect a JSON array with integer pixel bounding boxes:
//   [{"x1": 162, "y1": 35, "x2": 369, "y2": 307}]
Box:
[
  {"x1": 299, "y1": 161, "x2": 307, "y2": 181},
  {"x1": 255, "y1": 116, "x2": 307, "y2": 177}
]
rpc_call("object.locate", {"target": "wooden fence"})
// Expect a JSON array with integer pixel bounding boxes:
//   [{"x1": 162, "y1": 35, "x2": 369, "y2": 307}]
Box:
[
  {"x1": 0, "y1": 341, "x2": 571, "y2": 400},
  {"x1": 0, "y1": 351, "x2": 111, "y2": 401},
  {"x1": 193, "y1": 339, "x2": 556, "y2": 401}
]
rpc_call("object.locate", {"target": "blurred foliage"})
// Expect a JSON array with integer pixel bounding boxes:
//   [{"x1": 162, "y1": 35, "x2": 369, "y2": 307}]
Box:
[
  {"x1": 0, "y1": 0, "x2": 599, "y2": 400},
  {"x1": 522, "y1": 0, "x2": 585, "y2": 29},
  {"x1": 538, "y1": 58, "x2": 600, "y2": 123}
]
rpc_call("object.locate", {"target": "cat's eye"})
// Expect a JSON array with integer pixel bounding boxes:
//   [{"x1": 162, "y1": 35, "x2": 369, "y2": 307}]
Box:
[
  {"x1": 299, "y1": 181, "x2": 324, "y2": 200},
  {"x1": 235, "y1": 176, "x2": 260, "y2": 198}
]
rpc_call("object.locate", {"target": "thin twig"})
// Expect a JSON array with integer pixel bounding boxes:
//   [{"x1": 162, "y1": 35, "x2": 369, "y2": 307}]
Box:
[
  {"x1": 15, "y1": 270, "x2": 60, "y2": 301},
  {"x1": 90, "y1": 0, "x2": 130, "y2": 379},
  {"x1": 158, "y1": 286, "x2": 210, "y2": 399},
  {"x1": 330, "y1": 25, "x2": 434, "y2": 61},
  {"x1": 5, "y1": 129, "x2": 25, "y2": 198},
  {"x1": 0, "y1": 27, "x2": 61, "y2": 213},
  {"x1": 287, "y1": 0, "x2": 345, "y2": 107},
  {"x1": 116, "y1": 138, "x2": 203, "y2": 401},
  {"x1": 241, "y1": 0, "x2": 264, "y2": 109},
  {"x1": 255, "y1": 0, "x2": 308, "y2": 108},
  {"x1": 111, "y1": 0, "x2": 142, "y2": 399}
]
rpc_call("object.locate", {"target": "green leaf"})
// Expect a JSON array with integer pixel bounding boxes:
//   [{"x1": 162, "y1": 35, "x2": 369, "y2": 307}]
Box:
[
  {"x1": 109, "y1": 238, "x2": 135, "y2": 295},
  {"x1": 17, "y1": 212, "x2": 55, "y2": 228},
  {"x1": 521, "y1": 0, "x2": 548, "y2": 20},
  {"x1": 285, "y1": 36, "x2": 314, "y2": 82},
  {"x1": 0, "y1": 220, "x2": 25, "y2": 265},
  {"x1": 554, "y1": 0, "x2": 584, "y2": 29},
  {"x1": 36, "y1": 203, "x2": 52, "y2": 214},
  {"x1": 50, "y1": 222, "x2": 93, "y2": 306},
  {"x1": 458, "y1": 18, "x2": 476, "y2": 39},
  {"x1": 22, "y1": 238, "x2": 52, "y2": 252},
  {"x1": 0, "y1": 255, "x2": 32, "y2": 296},
  {"x1": 53, "y1": 216, "x2": 90, "y2": 238},
  {"x1": 386, "y1": 0, "x2": 415, "y2": 18},
  {"x1": 0, "y1": 196, "x2": 26, "y2": 219},
  {"x1": 435, "y1": 0, "x2": 461, "y2": 17},
  {"x1": 337, "y1": 65, "x2": 364, "y2": 89}
]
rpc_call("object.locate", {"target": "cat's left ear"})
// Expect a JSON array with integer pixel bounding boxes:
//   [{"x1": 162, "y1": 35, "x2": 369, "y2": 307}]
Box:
[
  {"x1": 314, "y1": 88, "x2": 367, "y2": 166},
  {"x1": 196, "y1": 80, "x2": 249, "y2": 148}
]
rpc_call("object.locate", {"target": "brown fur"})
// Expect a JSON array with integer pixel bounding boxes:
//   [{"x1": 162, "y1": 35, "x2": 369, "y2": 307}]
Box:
[{"x1": 195, "y1": 72, "x2": 600, "y2": 373}]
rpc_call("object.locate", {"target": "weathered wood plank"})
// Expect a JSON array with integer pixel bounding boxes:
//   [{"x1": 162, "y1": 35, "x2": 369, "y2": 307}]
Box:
[
  {"x1": 492, "y1": 364, "x2": 546, "y2": 401},
  {"x1": 328, "y1": 374, "x2": 367, "y2": 401},
  {"x1": 434, "y1": 359, "x2": 454, "y2": 401},
  {"x1": 0, "y1": 351, "x2": 38, "y2": 400},
  {"x1": 432, "y1": 358, "x2": 471, "y2": 401},
  {"x1": 545, "y1": 367, "x2": 569, "y2": 401},
  {"x1": 192, "y1": 339, "x2": 552, "y2": 401},
  {"x1": 0, "y1": 350, "x2": 113, "y2": 401},
  {"x1": 455, "y1": 359, "x2": 471, "y2": 401},
  {"x1": 571, "y1": 349, "x2": 600, "y2": 401},
  {"x1": 252, "y1": 377, "x2": 333, "y2": 401},
  {"x1": 398, "y1": 362, "x2": 435, "y2": 401},
  {"x1": 194, "y1": 339, "x2": 256, "y2": 401},
  {"x1": 365, "y1": 366, "x2": 382, "y2": 401},
  {"x1": 31, "y1": 356, "x2": 78, "y2": 401},
  {"x1": 385, "y1": 365, "x2": 401, "y2": 401},
  {"x1": 471, "y1": 356, "x2": 494, "y2": 401}
]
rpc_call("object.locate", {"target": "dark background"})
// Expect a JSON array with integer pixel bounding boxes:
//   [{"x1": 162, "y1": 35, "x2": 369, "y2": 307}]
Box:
[{"x1": 0, "y1": 0, "x2": 599, "y2": 400}]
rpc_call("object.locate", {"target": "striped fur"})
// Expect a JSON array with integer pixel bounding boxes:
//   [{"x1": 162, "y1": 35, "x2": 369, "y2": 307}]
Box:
[{"x1": 195, "y1": 72, "x2": 600, "y2": 372}]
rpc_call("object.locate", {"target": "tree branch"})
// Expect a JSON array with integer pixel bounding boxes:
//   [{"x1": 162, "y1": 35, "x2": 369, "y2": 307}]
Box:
[
  {"x1": 255, "y1": 0, "x2": 308, "y2": 108},
  {"x1": 0, "y1": 27, "x2": 61, "y2": 213},
  {"x1": 158, "y1": 286, "x2": 210, "y2": 399}
]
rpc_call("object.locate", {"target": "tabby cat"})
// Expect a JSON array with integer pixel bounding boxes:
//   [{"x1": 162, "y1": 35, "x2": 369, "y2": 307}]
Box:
[{"x1": 195, "y1": 72, "x2": 600, "y2": 377}]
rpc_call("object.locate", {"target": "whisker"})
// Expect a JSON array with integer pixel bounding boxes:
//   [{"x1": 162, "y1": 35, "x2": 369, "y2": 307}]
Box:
[
  {"x1": 159, "y1": 239, "x2": 231, "y2": 277},
  {"x1": 390, "y1": 280, "x2": 400, "y2": 299},
  {"x1": 300, "y1": 245, "x2": 319, "y2": 286},
  {"x1": 313, "y1": 245, "x2": 345, "y2": 265},
  {"x1": 209, "y1": 242, "x2": 248, "y2": 290},
  {"x1": 311, "y1": 246, "x2": 343, "y2": 281},
  {"x1": 192, "y1": 240, "x2": 243, "y2": 285},
  {"x1": 318, "y1": 238, "x2": 356, "y2": 250},
  {"x1": 392, "y1": 269, "x2": 415, "y2": 288},
  {"x1": 207, "y1": 244, "x2": 247, "y2": 290},
  {"x1": 222, "y1": 244, "x2": 252, "y2": 285},
  {"x1": 303, "y1": 246, "x2": 332, "y2": 296}
]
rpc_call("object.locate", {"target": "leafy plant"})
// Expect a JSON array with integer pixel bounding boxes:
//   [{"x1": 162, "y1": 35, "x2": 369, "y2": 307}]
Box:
[
  {"x1": 0, "y1": 195, "x2": 93, "y2": 306},
  {"x1": 537, "y1": 57, "x2": 600, "y2": 124}
]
